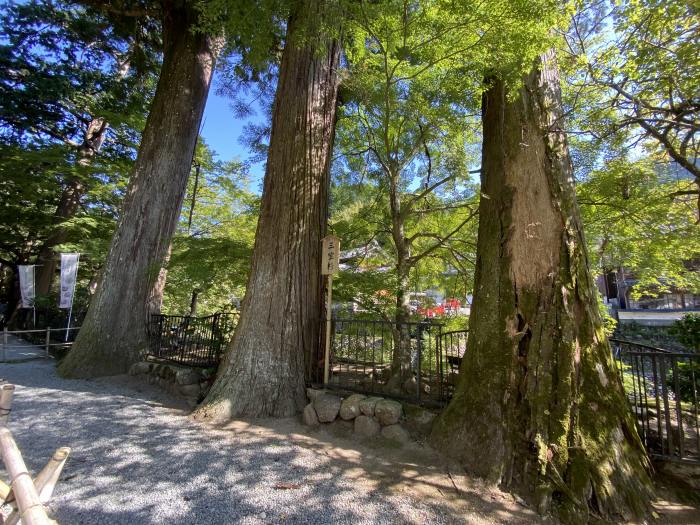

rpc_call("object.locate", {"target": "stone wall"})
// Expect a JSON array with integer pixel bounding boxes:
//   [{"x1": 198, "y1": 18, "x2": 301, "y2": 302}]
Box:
[
  {"x1": 129, "y1": 361, "x2": 214, "y2": 407},
  {"x1": 303, "y1": 388, "x2": 437, "y2": 445}
]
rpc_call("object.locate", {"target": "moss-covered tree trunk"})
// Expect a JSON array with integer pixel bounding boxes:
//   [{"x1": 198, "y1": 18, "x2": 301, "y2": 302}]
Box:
[
  {"x1": 430, "y1": 51, "x2": 653, "y2": 522},
  {"x1": 195, "y1": 1, "x2": 340, "y2": 419},
  {"x1": 58, "y1": 4, "x2": 218, "y2": 378}
]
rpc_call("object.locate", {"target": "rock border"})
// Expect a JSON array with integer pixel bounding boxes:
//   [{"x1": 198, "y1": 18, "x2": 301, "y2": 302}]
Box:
[
  {"x1": 303, "y1": 388, "x2": 433, "y2": 446},
  {"x1": 129, "y1": 361, "x2": 214, "y2": 407}
]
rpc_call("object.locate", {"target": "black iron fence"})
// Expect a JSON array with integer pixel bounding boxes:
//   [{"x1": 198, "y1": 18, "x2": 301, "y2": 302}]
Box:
[
  {"x1": 324, "y1": 318, "x2": 468, "y2": 406},
  {"x1": 612, "y1": 338, "x2": 700, "y2": 464},
  {"x1": 147, "y1": 313, "x2": 237, "y2": 368}
]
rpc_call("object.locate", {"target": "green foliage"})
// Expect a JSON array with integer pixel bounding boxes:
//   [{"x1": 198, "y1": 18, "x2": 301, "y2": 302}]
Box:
[
  {"x1": 161, "y1": 142, "x2": 259, "y2": 315},
  {"x1": 672, "y1": 360, "x2": 700, "y2": 403},
  {"x1": 616, "y1": 360, "x2": 637, "y2": 396},
  {"x1": 670, "y1": 314, "x2": 700, "y2": 352},
  {"x1": 563, "y1": 0, "x2": 699, "y2": 206},
  {"x1": 596, "y1": 292, "x2": 617, "y2": 337},
  {"x1": 577, "y1": 156, "x2": 700, "y2": 298},
  {"x1": 615, "y1": 322, "x2": 690, "y2": 352},
  {"x1": 0, "y1": 1, "x2": 158, "y2": 300}
]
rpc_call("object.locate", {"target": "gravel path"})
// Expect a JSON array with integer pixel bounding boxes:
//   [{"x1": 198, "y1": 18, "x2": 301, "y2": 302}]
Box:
[
  {"x1": 1, "y1": 334, "x2": 47, "y2": 362},
  {"x1": 0, "y1": 358, "x2": 545, "y2": 525}
]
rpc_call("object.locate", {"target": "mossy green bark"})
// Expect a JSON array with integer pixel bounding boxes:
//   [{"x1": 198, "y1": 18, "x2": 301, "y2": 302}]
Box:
[{"x1": 430, "y1": 51, "x2": 653, "y2": 522}]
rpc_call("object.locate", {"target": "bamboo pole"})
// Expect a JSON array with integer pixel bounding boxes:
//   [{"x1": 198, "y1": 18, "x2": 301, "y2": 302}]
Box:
[
  {"x1": 35, "y1": 447, "x2": 70, "y2": 503},
  {"x1": 0, "y1": 427, "x2": 52, "y2": 525},
  {"x1": 0, "y1": 384, "x2": 15, "y2": 425},
  {"x1": 5, "y1": 447, "x2": 70, "y2": 525},
  {"x1": 0, "y1": 478, "x2": 10, "y2": 500}
]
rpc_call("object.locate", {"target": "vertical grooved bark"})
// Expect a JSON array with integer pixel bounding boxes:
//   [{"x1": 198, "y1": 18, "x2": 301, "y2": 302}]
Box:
[
  {"x1": 58, "y1": 5, "x2": 218, "y2": 378},
  {"x1": 196, "y1": 0, "x2": 340, "y2": 419},
  {"x1": 431, "y1": 51, "x2": 653, "y2": 522}
]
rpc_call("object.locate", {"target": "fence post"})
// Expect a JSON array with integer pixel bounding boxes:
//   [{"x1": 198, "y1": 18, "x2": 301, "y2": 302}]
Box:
[
  {"x1": 2, "y1": 327, "x2": 7, "y2": 362},
  {"x1": 0, "y1": 384, "x2": 14, "y2": 425},
  {"x1": 45, "y1": 327, "x2": 50, "y2": 358}
]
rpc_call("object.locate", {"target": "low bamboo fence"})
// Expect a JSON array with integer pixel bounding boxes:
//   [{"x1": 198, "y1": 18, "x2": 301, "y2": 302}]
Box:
[{"x1": 0, "y1": 383, "x2": 70, "y2": 524}]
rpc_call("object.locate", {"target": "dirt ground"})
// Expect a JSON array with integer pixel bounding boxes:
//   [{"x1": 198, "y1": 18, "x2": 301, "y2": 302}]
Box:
[
  {"x1": 109, "y1": 374, "x2": 700, "y2": 524},
  {"x1": 2, "y1": 359, "x2": 698, "y2": 524}
]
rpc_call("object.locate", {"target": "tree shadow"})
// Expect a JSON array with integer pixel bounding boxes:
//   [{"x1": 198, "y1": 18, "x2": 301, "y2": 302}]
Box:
[{"x1": 0, "y1": 361, "x2": 552, "y2": 523}]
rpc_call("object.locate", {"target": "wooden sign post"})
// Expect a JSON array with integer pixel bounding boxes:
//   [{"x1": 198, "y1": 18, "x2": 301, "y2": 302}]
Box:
[{"x1": 321, "y1": 235, "x2": 340, "y2": 385}]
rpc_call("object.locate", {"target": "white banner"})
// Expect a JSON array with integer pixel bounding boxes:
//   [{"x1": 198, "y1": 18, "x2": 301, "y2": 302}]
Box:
[
  {"x1": 59, "y1": 253, "x2": 80, "y2": 309},
  {"x1": 18, "y1": 265, "x2": 35, "y2": 308}
]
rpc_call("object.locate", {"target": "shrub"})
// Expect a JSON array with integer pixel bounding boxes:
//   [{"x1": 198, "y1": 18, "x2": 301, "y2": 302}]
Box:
[{"x1": 670, "y1": 314, "x2": 700, "y2": 352}]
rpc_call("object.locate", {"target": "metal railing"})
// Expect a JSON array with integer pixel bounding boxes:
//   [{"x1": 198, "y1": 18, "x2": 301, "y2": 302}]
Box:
[
  {"x1": 147, "y1": 313, "x2": 237, "y2": 368},
  {"x1": 1, "y1": 327, "x2": 79, "y2": 362},
  {"x1": 612, "y1": 338, "x2": 700, "y2": 464},
  {"x1": 324, "y1": 318, "x2": 468, "y2": 406}
]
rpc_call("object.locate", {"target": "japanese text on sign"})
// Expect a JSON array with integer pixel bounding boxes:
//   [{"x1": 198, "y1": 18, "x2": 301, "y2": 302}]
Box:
[{"x1": 321, "y1": 235, "x2": 340, "y2": 275}]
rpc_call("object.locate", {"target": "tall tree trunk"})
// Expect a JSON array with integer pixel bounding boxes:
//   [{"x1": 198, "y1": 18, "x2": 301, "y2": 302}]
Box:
[
  {"x1": 196, "y1": 2, "x2": 340, "y2": 419},
  {"x1": 34, "y1": 118, "x2": 109, "y2": 297},
  {"x1": 430, "y1": 51, "x2": 653, "y2": 521},
  {"x1": 387, "y1": 178, "x2": 413, "y2": 392},
  {"x1": 58, "y1": 5, "x2": 218, "y2": 378}
]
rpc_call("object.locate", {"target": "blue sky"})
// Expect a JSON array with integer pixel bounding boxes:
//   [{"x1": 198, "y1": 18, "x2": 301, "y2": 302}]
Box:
[{"x1": 200, "y1": 73, "x2": 266, "y2": 190}]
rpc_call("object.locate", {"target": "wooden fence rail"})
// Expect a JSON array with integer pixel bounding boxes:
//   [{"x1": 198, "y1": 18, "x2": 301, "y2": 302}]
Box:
[
  {"x1": 0, "y1": 383, "x2": 70, "y2": 524},
  {"x1": 1, "y1": 327, "x2": 81, "y2": 362}
]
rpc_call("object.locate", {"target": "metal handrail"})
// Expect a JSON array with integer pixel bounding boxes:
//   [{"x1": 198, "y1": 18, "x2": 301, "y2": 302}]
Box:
[
  {"x1": 616, "y1": 341, "x2": 699, "y2": 464},
  {"x1": 609, "y1": 337, "x2": 674, "y2": 354}
]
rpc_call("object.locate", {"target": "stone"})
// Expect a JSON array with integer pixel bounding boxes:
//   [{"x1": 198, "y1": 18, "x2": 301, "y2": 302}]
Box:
[
  {"x1": 359, "y1": 396, "x2": 383, "y2": 417},
  {"x1": 306, "y1": 388, "x2": 326, "y2": 402},
  {"x1": 374, "y1": 399, "x2": 402, "y2": 426},
  {"x1": 129, "y1": 362, "x2": 151, "y2": 376},
  {"x1": 403, "y1": 404, "x2": 438, "y2": 436},
  {"x1": 339, "y1": 394, "x2": 366, "y2": 420},
  {"x1": 179, "y1": 384, "x2": 201, "y2": 398},
  {"x1": 402, "y1": 376, "x2": 430, "y2": 395},
  {"x1": 381, "y1": 424, "x2": 411, "y2": 444},
  {"x1": 302, "y1": 403, "x2": 319, "y2": 427},
  {"x1": 176, "y1": 369, "x2": 201, "y2": 386},
  {"x1": 313, "y1": 394, "x2": 341, "y2": 423},
  {"x1": 403, "y1": 376, "x2": 417, "y2": 394},
  {"x1": 328, "y1": 419, "x2": 354, "y2": 437},
  {"x1": 354, "y1": 415, "x2": 380, "y2": 438}
]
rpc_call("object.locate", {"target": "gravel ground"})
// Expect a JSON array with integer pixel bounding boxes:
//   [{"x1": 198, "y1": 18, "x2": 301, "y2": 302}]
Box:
[
  {"x1": 0, "y1": 357, "x2": 547, "y2": 525},
  {"x1": 1, "y1": 334, "x2": 46, "y2": 361}
]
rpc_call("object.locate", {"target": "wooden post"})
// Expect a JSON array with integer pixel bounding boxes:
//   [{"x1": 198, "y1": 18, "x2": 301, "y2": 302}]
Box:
[
  {"x1": 0, "y1": 384, "x2": 14, "y2": 425},
  {"x1": 45, "y1": 327, "x2": 51, "y2": 358},
  {"x1": 0, "y1": 427, "x2": 52, "y2": 525},
  {"x1": 324, "y1": 274, "x2": 333, "y2": 385},
  {"x1": 321, "y1": 235, "x2": 340, "y2": 385},
  {"x1": 2, "y1": 327, "x2": 7, "y2": 362}
]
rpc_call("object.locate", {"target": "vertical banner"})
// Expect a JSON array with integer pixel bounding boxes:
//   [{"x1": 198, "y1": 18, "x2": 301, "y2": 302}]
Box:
[
  {"x1": 59, "y1": 253, "x2": 80, "y2": 309},
  {"x1": 18, "y1": 265, "x2": 35, "y2": 308}
]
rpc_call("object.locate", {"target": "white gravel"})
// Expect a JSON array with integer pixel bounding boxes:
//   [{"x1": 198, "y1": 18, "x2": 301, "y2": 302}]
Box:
[{"x1": 0, "y1": 358, "x2": 543, "y2": 525}]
